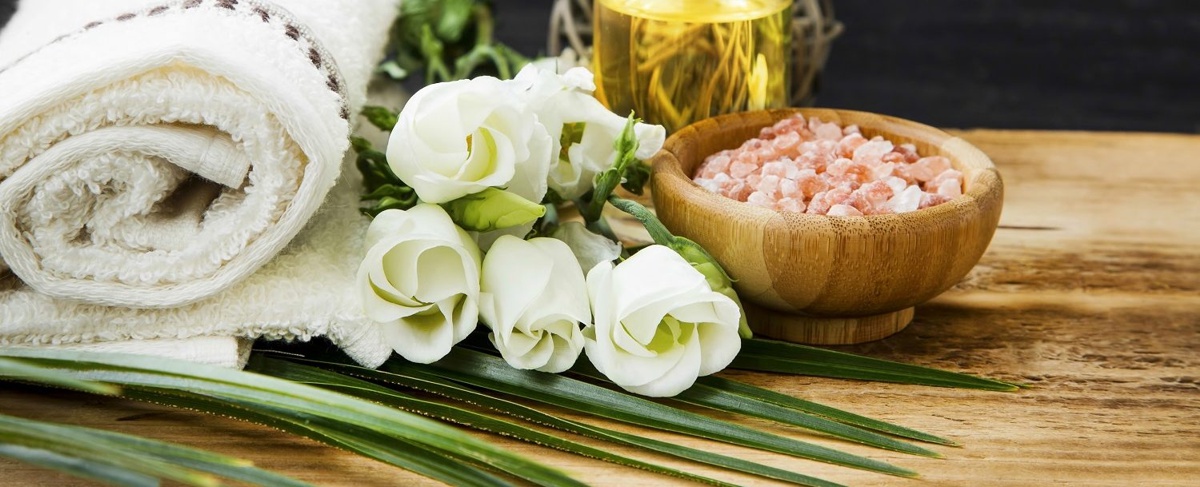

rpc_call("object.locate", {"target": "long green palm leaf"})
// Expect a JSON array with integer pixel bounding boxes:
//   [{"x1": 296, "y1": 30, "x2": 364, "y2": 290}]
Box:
[
  {"x1": 423, "y1": 348, "x2": 917, "y2": 478},
  {"x1": 697, "y1": 376, "x2": 957, "y2": 446},
  {"x1": 288, "y1": 354, "x2": 848, "y2": 487},
  {"x1": 566, "y1": 361, "x2": 940, "y2": 456},
  {"x1": 248, "y1": 356, "x2": 736, "y2": 486},
  {"x1": 0, "y1": 348, "x2": 581, "y2": 487},
  {"x1": 735, "y1": 339, "x2": 1020, "y2": 391}
]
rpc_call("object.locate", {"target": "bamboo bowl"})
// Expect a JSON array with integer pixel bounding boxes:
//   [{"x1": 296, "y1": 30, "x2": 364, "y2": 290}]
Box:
[{"x1": 650, "y1": 108, "x2": 1003, "y2": 345}]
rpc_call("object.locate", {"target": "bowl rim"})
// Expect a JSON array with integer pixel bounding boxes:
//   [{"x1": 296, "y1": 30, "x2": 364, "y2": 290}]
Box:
[{"x1": 652, "y1": 107, "x2": 1001, "y2": 225}]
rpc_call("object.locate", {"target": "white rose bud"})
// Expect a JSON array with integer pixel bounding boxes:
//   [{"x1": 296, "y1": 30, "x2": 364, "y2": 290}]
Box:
[
  {"x1": 512, "y1": 65, "x2": 666, "y2": 200},
  {"x1": 387, "y1": 75, "x2": 552, "y2": 205},
  {"x1": 479, "y1": 236, "x2": 590, "y2": 373},
  {"x1": 358, "y1": 204, "x2": 482, "y2": 363},
  {"x1": 583, "y1": 245, "x2": 742, "y2": 397}
]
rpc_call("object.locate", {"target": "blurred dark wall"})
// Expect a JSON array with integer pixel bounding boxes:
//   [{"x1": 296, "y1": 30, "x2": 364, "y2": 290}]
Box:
[{"x1": 2, "y1": 0, "x2": 1194, "y2": 133}]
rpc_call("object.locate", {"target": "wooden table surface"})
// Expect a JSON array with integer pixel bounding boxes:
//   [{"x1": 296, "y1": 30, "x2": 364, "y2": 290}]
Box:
[{"x1": 2, "y1": 129, "x2": 1198, "y2": 486}]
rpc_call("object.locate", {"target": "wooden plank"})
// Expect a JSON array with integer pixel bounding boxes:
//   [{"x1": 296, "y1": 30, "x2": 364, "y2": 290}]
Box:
[{"x1": 2, "y1": 129, "x2": 1198, "y2": 486}]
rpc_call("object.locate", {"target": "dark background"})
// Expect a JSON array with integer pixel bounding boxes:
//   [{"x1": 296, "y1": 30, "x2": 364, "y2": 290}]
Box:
[{"x1": 3, "y1": 0, "x2": 1196, "y2": 133}]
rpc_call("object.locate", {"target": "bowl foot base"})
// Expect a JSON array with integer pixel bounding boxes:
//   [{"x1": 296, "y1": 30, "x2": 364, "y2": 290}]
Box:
[{"x1": 745, "y1": 304, "x2": 914, "y2": 345}]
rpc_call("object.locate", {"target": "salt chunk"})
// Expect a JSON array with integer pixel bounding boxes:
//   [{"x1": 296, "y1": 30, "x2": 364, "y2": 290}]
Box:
[
  {"x1": 827, "y1": 204, "x2": 863, "y2": 217},
  {"x1": 853, "y1": 139, "x2": 894, "y2": 165},
  {"x1": 815, "y1": 123, "x2": 843, "y2": 141},
  {"x1": 884, "y1": 176, "x2": 908, "y2": 196},
  {"x1": 747, "y1": 191, "x2": 774, "y2": 208},
  {"x1": 776, "y1": 197, "x2": 806, "y2": 213},
  {"x1": 888, "y1": 185, "x2": 922, "y2": 213}
]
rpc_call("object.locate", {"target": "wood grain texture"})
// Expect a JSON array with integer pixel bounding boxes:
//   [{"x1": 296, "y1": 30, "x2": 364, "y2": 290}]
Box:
[
  {"x1": 651, "y1": 109, "x2": 1003, "y2": 344},
  {"x1": 2, "y1": 129, "x2": 1199, "y2": 486}
]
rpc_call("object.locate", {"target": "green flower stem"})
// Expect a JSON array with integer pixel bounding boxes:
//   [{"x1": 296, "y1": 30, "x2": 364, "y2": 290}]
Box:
[
  {"x1": 606, "y1": 196, "x2": 675, "y2": 247},
  {"x1": 582, "y1": 115, "x2": 640, "y2": 222}
]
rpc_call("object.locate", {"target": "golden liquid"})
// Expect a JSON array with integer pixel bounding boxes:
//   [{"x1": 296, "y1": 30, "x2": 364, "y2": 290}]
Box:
[{"x1": 594, "y1": 0, "x2": 792, "y2": 133}]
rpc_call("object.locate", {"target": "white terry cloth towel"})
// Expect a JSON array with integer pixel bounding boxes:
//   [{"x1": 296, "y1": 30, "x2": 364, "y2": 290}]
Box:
[
  {"x1": 0, "y1": 0, "x2": 397, "y2": 308},
  {"x1": 1, "y1": 151, "x2": 396, "y2": 369}
]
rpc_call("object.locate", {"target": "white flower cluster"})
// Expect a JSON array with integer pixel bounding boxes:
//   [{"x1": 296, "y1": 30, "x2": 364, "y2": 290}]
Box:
[{"x1": 357, "y1": 65, "x2": 741, "y2": 397}]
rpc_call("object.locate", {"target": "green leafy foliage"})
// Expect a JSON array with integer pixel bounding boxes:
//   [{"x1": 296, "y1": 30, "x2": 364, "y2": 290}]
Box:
[
  {"x1": 388, "y1": 0, "x2": 527, "y2": 84},
  {"x1": 350, "y1": 135, "x2": 418, "y2": 217}
]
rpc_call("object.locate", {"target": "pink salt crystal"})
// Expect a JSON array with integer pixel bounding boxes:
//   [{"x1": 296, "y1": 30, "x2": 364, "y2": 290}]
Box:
[
  {"x1": 776, "y1": 197, "x2": 806, "y2": 213},
  {"x1": 696, "y1": 178, "x2": 721, "y2": 193},
  {"x1": 771, "y1": 131, "x2": 802, "y2": 154},
  {"x1": 747, "y1": 191, "x2": 774, "y2": 208},
  {"x1": 761, "y1": 161, "x2": 788, "y2": 178},
  {"x1": 779, "y1": 177, "x2": 800, "y2": 198},
  {"x1": 937, "y1": 181, "x2": 962, "y2": 199},
  {"x1": 730, "y1": 160, "x2": 757, "y2": 179},
  {"x1": 859, "y1": 180, "x2": 895, "y2": 208},
  {"x1": 707, "y1": 153, "x2": 732, "y2": 174},
  {"x1": 827, "y1": 204, "x2": 863, "y2": 217},
  {"x1": 881, "y1": 151, "x2": 906, "y2": 164},
  {"x1": 872, "y1": 162, "x2": 897, "y2": 180},
  {"x1": 745, "y1": 173, "x2": 762, "y2": 189},
  {"x1": 726, "y1": 181, "x2": 752, "y2": 201},
  {"x1": 814, "y1": 122, "x2": 843, "y2": 141},
  {"x1": 926, "y1": 169, "x2": 963, "y2": 196},
  {"x1": 826, "y1": 158, "x2": 871, "y2": 185},
  {"x1": 852, "y1": 139, "x2": 894, "y2": 165},
  {"x1": 896, "y1": 143, "x2": 920, "y2": 163},
  {"x1": 911, "y1": 156, "x2": 952, "y2": 182},
  {"x1": 842, "y1": 124, "x2": 861, "y2": 136},
  {"x1": 884, "y1": 176, "x2": 908, "y2": 196},
  {"x1": 919, "y1": 192, "x2": 951, "y2": 209},
  {"x1": 759, "y1": 175, "x2": 781, "y2": 198},
  {"x1": 712, "y1": 172, "x2": 732, "y2": 189},
  {"x1": 794, "y1": 169, "x2": 827, "y2": 198},
  {"x1": 837, "y1": 133, "x2": 867, "y2": 158},
  {"x1": 888, "y1": 185, "x2": 923, "y2": 213}
]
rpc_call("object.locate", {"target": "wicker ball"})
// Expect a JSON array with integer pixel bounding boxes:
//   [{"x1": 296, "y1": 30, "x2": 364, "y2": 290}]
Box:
[{"x1": 548, "y1": 0, "x2": 843, "y2": 107}]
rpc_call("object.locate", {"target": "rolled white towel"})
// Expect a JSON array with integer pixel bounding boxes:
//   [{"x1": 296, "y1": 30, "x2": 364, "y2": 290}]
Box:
[{"x1": 0, "y1": 0, "x2": 397, "y2": 308}]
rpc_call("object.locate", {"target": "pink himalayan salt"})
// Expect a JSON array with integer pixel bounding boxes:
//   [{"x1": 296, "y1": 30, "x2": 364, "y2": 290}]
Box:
[{"x1": 693, "y1": 114, "x2": 964, "y2": 215}]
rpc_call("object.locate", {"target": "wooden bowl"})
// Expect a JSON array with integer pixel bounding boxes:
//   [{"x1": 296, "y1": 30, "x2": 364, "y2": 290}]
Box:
[{"x1": 650, "y1": 108, "x2": 1004, "y2": 345}]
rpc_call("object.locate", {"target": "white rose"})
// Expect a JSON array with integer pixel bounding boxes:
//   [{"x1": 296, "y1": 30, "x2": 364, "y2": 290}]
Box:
[
  {"x1": 548, "y1": 221, "x2": 621, "y2": 272},
  {"x1": 512, "y1": 65, "x2": 666, "y2": 200},
  {"x1": 583, "y1": 245, "x2": 742, "y2": 397},
  {"x1": 358, "y1": 204, "x2": 482, "y2": 363},
  {"x1": 387, "y1": 76, "x2": 552, "y2": 205},
  {"x1": 479, "y1": 236, "x2": 589, "y2": 373}
]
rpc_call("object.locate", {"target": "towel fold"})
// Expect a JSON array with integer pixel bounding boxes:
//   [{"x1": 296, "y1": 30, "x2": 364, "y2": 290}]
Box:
[
  {"x1": 0, "y1": 0, "x2": 396, "y2": 308},
  {"x1": 0, "y1": 0, "x2": 401, "y2": 367}
]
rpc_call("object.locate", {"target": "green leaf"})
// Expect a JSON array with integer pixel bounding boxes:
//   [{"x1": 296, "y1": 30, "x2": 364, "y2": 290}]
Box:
[
  {"x1": 360, "y1": 105, "x2": 399, "y2": 131},
  {"x1": 122, "y1": 388, "x2": 513, "y2": 487},
  {"x1": 0, "y1": 357, "x2": 120, "y2": 395},
  {"x1": 0, "y1": 413, "x2": 223, "y2": 487},
  {"x1": 0, "y1": 443, "x2": 157, "y2": 487},
  {"x1": 735, "y1": 339, "x2": 1021, "y2": 392},
  {"x1": 698, "y1": 376, "x2": 957, "y2": 446},
  {"x1": 425, "y1": 348, "x2": 917, "y2": 478},
  {"x1": 0, "y1": 348, "x2": 581, "y2": 487},
  {"x1": 568, "y1": 362, "x2": 940, "y2": 457},
  {"x1": 286, "y1": 354, "x2": 848, "y2": 487},
  {"x1": 248, "y1": 356, "x2": 734, "y2": 487}
]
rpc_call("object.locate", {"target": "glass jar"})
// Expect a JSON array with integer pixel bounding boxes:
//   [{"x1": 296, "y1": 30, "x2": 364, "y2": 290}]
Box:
[{"x1": 593, "y1": 0, "x2": 793, "y2": 133}]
